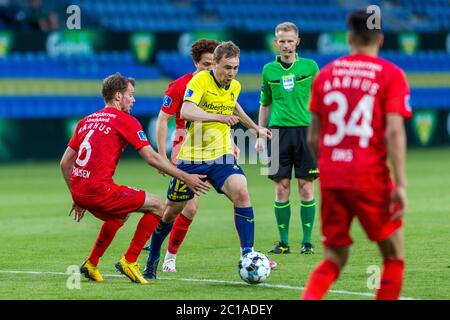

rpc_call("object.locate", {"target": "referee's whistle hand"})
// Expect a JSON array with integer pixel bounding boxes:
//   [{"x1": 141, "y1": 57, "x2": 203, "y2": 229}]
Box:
[
  {"x1": 255, "y1": 138, "x2": 265, "y2": 152},
  {"x1": 257, "y1": 127, "x2": 272, "y2": 140}
]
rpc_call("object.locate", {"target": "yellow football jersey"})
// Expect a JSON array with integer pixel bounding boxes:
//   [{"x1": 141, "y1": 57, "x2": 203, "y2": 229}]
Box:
[{"x1": 178, "y1": 70, "x2": 241, "y2": 161}]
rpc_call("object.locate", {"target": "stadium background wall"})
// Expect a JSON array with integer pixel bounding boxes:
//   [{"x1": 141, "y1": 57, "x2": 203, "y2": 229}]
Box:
[
  {"x1": 0, "y1": 110, "x2": 449, "y2": 162},
  {"x1": 1, "y1": 30, "x2": 449, "y2": 57},
  {"x1": 1, "y1": 29, "x2": 449, "y2": 162}
]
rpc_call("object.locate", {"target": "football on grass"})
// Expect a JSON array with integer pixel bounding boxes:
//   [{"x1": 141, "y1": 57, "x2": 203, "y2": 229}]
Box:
[{"x1": 238, "y1": 251, "x2": 271, "y2": 284}]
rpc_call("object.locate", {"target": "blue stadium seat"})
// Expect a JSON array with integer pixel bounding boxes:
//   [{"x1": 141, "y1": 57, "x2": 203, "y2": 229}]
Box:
[
  {"x1": 0, "y1": 52, "x2": 162, "y2": 80},
  {"x1": 60, "y1": 0, "x2": 450, "y2": 32}
]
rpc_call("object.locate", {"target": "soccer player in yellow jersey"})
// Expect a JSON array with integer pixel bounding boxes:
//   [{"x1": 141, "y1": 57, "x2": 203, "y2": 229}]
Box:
[{"x1": 143, "y1": 41, "x2": 274, "y2": 278}]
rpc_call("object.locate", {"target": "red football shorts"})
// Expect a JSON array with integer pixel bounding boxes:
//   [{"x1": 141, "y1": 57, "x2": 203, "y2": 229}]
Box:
[
  {"x1": 320, "y1": 188, "x2": 403, "y2": 247},
  {"x1": 72, "y1": 185, "x2": 146, "y2": 221},
  {"x1": 171, "y1": 129, "x2": 186, "y2": 165}
]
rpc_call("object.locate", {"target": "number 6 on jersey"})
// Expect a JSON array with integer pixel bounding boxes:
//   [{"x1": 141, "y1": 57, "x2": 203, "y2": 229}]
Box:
[{"x1": 76, "y1": 129, "x2": 95, "y2": 167}]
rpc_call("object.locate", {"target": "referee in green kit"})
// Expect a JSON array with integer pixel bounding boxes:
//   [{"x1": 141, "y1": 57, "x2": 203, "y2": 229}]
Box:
[{"x1": 256, "y1": 22, "x2": 319, "y2": 255}]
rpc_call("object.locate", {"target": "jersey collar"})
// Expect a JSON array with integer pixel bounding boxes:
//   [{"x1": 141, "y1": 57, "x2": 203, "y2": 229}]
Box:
[
  {"x1": 275, "y1": 53, "x2": 299, "y2": 71},
  {"x1": 210, "y1": 70, "x2": 231, "y2": 90}
]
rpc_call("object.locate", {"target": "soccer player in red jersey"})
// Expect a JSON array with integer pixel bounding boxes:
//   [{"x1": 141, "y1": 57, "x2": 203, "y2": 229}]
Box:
[
  {"x1": 59, "y1": 73, "x2": 209, "y2": 284},
  {"x1": 302, "y1": 9, "x2": 412, "y2": 300},
  {"x1": 143, "y1": 39, "x2": 220, "y2": 276}
]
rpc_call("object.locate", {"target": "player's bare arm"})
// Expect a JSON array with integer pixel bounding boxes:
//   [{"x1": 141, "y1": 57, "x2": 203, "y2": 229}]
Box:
[
  {"x1": 156, "y1": 110, "x2": 174, "y2": 176},
  {"x1": 255, "y1": 104, "x2": 272, "y2": 152},
  {"x1": 59, "y1": 146, "x2": 87, "y2": 222},
  {"x1": 156, "y1": 110, "x2": 173, "y2": 159},
  {"x1": 181, "y1": 101, "x2": 240, "y2": 125},
  {"x1": 60, "y1": 146, "x2": 76, "y2": 190},
  {"x1": 234, "y1": 102, "x2": 272, "y2": 139},
  {"x1": 386, "y1": 113, "x2": 408, "y2": 220},
  {"x1": 138, "y1": 145, "x2": 210, "y2": 195},
  {"x1": 307, "y1": 113, "x2": 321, "y2": 159}
]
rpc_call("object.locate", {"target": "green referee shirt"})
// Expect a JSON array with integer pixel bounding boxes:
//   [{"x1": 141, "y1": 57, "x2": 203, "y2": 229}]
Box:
[{"x1": 260, "y1": 54, "x2": 319, "y2": 127}]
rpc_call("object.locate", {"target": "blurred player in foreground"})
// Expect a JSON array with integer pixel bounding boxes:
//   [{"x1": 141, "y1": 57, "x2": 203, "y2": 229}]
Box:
[
  {"x1": 143, "y1": 39, "x2": 220, "y2": 277},
  {"x1": 302, "y1": 9, "x2": 411, "y2": 299},
  {"x1": 60, "y1": 73, "x2": 209, "y2": 285},
  {"x1": 144, "y1": 42, "x2": 274, "y2": 279}
]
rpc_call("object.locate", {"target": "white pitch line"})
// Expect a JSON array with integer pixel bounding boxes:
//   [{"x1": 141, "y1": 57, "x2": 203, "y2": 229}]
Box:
[{"x1": 0, "y1": 269, "x2": 416, "y2": 300}]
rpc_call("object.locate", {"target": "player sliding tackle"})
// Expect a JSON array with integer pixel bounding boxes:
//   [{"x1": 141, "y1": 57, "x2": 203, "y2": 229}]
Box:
[
  {"x1": 60, "y1": 73, "x2": 209, "y2": 285},
  {"x1": 143, "y1": 41, "x2": 275, "y2": 279}
]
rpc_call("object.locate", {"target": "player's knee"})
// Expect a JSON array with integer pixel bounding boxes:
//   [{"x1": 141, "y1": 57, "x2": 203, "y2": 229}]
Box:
[
  {"x1": 324, "y1": 247, "x2": 349, "y2": 269},
  {"x1": 233, "y1": 188, "x2": 251, "y2": 207},
  {"x1": 275, "y1": 182, "x2": 290, "y2": 201},
  {"x1": 378, "y1": 232, "x2": 404, "y2": 260},
  {"x1": 163, "y1": 204, "x2": 180, "y2": 222},
  {"x1": 162, "y1": 201, "x2": 185, "y2": 222},
  {"x1": 299, "y1": 180, "x2": 314, "y2": 200},
  {"x1": 150, "y1": 197, "x2": 165, "y2": 217},
  {"x1": 111, "y1": 219, "x2": 125, "y2": 227},
  {"x1": 183, "y1": 205, "x2": 197, "y2": 220}
]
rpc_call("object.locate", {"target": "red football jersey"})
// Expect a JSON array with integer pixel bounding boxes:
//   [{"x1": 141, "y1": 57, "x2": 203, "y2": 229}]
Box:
[
  {"x1": 68, "y1": 107, "x2": 150, "y2": 196},
  {"x1": 160, "y1": 73, "x2": 194, "y2": 129},
  {"x1": 309, "y1": 54, "x2": 412, "y2": 190}
]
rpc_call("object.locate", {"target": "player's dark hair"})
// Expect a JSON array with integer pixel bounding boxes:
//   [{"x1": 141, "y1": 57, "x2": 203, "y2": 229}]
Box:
[
  {"x1": 191, "y1": 39, "x2": 220, "y2": 63},
  {"x1": 102, "y1": 73, "x2": 135, "y2": 103},
  {"x1": 213, "y1": 41, "x2": 240, "y2": 63},
  {"x1": 348, "y1": 9, "x2": 382, "y2": 46}
]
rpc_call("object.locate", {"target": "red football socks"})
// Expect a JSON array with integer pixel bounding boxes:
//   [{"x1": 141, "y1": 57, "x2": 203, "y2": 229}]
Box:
[
  {"x1": 376, "y1": 259, "x2": 404, "y2": 300},
  {"x1": 302, "y1": 259, "x2": 340, "y2": 300},
  {"x1": 88, "y1": 219, "x2": 124, "y2": 266},
  {"x1": 124, "y1": 212, "x2": 161, "y2": 263},
  {"x1": 168, "y1": 213, "x2": 192, "y2": 255}
]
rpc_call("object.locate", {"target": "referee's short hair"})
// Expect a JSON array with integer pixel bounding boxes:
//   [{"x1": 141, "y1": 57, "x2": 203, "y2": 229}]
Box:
[
  {"x1": 213, "y1": 41, "x2": 240, "y2": 63},
  {"x1": 275, "y1": 22, "x2": 299, "y2": 36}
]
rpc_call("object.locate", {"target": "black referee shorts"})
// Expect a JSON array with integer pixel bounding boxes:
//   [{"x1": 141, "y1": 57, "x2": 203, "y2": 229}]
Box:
[{"x1": 267, "y1": 126, "x2": 319, "y2": 181}]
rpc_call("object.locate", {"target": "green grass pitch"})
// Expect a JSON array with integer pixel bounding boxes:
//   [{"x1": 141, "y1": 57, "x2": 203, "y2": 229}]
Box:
[{"x1": 0, "y1": 148, "x2": 449, "y2": 300}]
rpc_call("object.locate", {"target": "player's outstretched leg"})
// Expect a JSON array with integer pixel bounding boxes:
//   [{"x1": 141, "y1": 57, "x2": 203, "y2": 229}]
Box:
[
  {"x1": 81, "y1": 219, "x2": 125, "y2": 282},
  {"x1": 115, "y1": 193, "x2": 163, "y2": 284},
  {"x1": 145, "y1": 219, "x2": 174, "y2": 273},
  {"x1": 376, "y1": 228, "x2": 405, "y2": 300},
  {"x1": 301, "y1": 247, "x2": 348, "y2": 300},
  {"x1": 143, "y1": 200, "x2": 186, "y2": 279},
  {"x1": 80, "y1": 260, "x2": 104, "y2": 282},
  {"x1": 222, "y1": 174, "x2": 254, "y2": 255},
  {"x1": 116, "y1": 211, "x2": 162, "y2": 284},
  {"x1": 162, "y1": 197, "x2": 198, "y2": 273},
  {"x1": 223, "y1": 174, "x2": 278, "y2": 270}
]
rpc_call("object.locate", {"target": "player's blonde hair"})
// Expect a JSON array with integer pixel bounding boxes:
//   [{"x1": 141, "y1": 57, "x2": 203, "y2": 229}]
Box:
[
  {"x1": 213, "y1": 41, "x2": 240, "y2": 63},
  {"x1": 275, "y1": 22, "x2": 299, "y2": 36}
]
